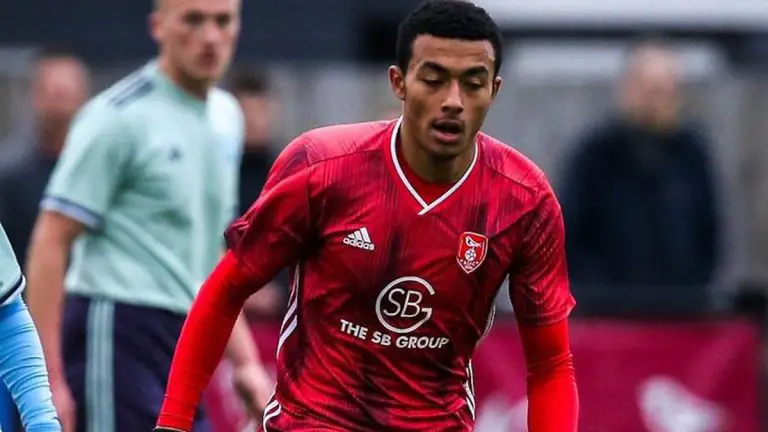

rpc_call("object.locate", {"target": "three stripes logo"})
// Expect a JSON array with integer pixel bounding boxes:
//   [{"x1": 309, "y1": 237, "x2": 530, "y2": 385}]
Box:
[{"x1": 343, "y1": 227, "x2": 375, "y2": 251}]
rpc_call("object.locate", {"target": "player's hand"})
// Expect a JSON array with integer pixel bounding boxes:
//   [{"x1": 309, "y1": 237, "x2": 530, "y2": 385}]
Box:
[
  {"x1": 50, "y1": 376, "x2": 76, "y2": 432},
  {"x1": 231, "y1": 362, "x2": 273, "y2": 419}
]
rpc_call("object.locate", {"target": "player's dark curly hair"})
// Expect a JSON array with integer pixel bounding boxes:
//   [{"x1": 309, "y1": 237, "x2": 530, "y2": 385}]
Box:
[{"x1": 396, "y1": 0, "x2": 504, "y2": 76}]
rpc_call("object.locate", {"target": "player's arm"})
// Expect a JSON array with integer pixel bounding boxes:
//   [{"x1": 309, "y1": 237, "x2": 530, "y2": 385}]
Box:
[
  {"x1": 225, "y1": 313, "x2": 263, "y2": 367},
  {"x1": 217, "y1": 100, "x2": 273, "y2": 413},
  {"x1": 218, "y1": 99, "x2": 268, "y2": 385},
  {"x1": 508, "y1": 174, "x2": 578, "y2": 432},
  {"x1": 0, "y1": 294, "x2": 60, "y2": 430},
  {"x1": 25, "y1": 213, "x2": 85, "y2": 385},
  {"x1": 156, "y1": 137, "x2": 314, "y2": 431},
  {"x1": 26, "y1": 106, "x2": 133, "y2": 394},
  {"x1": 223, "y1": 304, "x2": 272, "y2": 417}
]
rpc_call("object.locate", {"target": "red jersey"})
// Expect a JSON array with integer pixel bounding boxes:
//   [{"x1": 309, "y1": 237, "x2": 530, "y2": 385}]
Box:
[{"x1": 225, "y1": 118, "x2": 575, "y2": 431}]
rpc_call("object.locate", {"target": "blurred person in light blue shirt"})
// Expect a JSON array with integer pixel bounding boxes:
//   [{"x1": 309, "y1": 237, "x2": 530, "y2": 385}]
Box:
[{"x1": 24, "y1": 1, "x2": 272, "y2": 431}]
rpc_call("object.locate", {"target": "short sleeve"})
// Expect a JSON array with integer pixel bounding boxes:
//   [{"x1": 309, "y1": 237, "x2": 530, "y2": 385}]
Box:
[
  {"x1": 42, "y1": 105, "x2": 134, "y2": 229},
  {"x1": 0, "y1": 224, "x2": 24, "y2": 306},
  {"x1": 219, "y1": 93, "x2": 245, "y2": 227},
  {"x1": 508, "y1": 176, "x2": 576, "y2": 326},
  {"x1": 228, "y1": 110, "x2": 245, "y2": 224},
  {"x1": 224, "y1": 135, "x2": 314, "y2": 284}
]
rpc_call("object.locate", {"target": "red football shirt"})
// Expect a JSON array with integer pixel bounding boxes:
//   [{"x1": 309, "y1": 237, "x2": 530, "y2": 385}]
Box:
[{"x1": 225, "y1": 118, "x2": 576, "y2": 431}]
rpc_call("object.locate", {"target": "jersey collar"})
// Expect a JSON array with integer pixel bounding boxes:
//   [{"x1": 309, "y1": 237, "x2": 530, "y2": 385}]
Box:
[
  {"x1": 389, "y1": 116, "x2": 479, "y2": 216},
  {"x1": 146, "y1": 60, "x2": 208, "y2": 115}
]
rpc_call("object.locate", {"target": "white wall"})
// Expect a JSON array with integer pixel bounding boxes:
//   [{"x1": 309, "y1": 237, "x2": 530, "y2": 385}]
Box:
[{"x1": 473, "y1": 0, "x2": 768, "y2": 29}]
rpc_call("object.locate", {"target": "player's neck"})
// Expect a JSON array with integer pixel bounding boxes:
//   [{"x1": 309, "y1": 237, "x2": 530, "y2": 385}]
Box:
[
  {"x1": 158, "y1": 57, "x2": 211, "y2": 100},
  {"x1": 399, "y1": 126, "x2": 474, "y2": 184}
]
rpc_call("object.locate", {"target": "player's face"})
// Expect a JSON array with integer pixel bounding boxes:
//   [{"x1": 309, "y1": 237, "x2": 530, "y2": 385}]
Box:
[
  {"x1": 621, "y1": 51, "x2": 682, "y2": 131},
  {"x1": 151, "y1": 0, "x2": 241, "y2": 83},
  {"x1": 237, "y1": 93, "x2": 275, "y2": 148},
  {"x1": 32, "y1": 58, "x2": 89, "y2": 127},
  {"x1": 389, "y1": 35, "x2": 502, "y2": 160}
]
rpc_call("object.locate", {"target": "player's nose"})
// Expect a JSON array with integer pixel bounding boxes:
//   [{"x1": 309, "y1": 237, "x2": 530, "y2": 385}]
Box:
[
  {"x1": 200, "y1": 20, "x2": 223, "y2": 43},
  {"x1": 441, "y1": 81, "x2": 464, "y2": 115}
]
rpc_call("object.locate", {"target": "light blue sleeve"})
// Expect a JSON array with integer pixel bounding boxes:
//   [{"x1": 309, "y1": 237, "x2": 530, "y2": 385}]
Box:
[
  {"x1": 0, "y1": 224, "x2": 24, "y2": 306},
  {"x1": 42, "y1": 103, "x2": 135, "y2": 230},
  {"x1": 214, "y1": 91, "x2": 245, "y2": 227},
  {"x1": 227, "y1": 94, "x2": 245, "y2": 224},
  {"x1": 0, "y1": 296, "x2": 60, "y2": 431}
]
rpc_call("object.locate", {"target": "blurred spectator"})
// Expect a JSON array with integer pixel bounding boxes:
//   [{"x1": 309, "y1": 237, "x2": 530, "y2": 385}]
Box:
[
  {"x1": 560, "y1": 40, "x2": 721, "y2": 316},
  {"x1": 229, "y1": 68, "x2": 286, "y2": 318},
  {"x1": 230, "y1": 68, "x2": 279, "y2": 217},
  {"x1": 740, "y1": 67, "x2": 768, "y2": 328},
  {"x1": 0, "y1": 47, "x2": 89, "y2": 265}
]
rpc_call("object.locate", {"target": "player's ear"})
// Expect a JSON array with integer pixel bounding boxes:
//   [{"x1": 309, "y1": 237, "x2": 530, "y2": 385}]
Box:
[
  {"x1": 148, "y1": 12, "x2": 163, "y2": 43},
  {"x1": 491, "y1": 76, "x2": 503, "y2": 100},
  {"x1": 388, "y1": 66, "x2": 406, "y2": 101}
]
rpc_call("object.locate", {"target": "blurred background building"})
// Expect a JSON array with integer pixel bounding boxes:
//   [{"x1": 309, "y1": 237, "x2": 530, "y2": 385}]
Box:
[{"x1": 1, "y1": 1, "x2": 766, "y2": 430}]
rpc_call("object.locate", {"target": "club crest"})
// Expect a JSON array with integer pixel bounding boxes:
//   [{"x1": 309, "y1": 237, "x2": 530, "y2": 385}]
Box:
[{"x1": 457, "y1": 232, "x2": 488, "y2": 274}]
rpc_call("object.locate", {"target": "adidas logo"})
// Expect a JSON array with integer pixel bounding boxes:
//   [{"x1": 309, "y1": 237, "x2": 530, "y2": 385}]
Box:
[{"x1": 343, "y1": 227, "x2": 375, "y2": 251}]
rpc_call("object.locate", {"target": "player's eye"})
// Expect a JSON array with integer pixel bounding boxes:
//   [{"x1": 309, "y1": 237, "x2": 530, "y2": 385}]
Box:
[
  {"x1": 215, "y1": 14, "x2": 232, "y2": 28},
  {"x1": 464, "y1": 81, "x2": 485, "y2": 91},
  {"x1": 183, "y1": 12, "x2": 205, "y2": 27},
  {"x1": 421, "y1": 78, "x2": 442, "y2": 87}
]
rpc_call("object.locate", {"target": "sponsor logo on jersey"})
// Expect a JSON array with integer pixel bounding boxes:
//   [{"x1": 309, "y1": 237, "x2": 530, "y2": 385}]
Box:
[
  {"x1": 343, "y1": 227, "x2": 375, "y2": 251},
  {"x1": 339, "y1": 275, "x2": 450, "y2": 350},
  {"x1": 375, "y1": 276, "x2": 434, "y2": 334}
]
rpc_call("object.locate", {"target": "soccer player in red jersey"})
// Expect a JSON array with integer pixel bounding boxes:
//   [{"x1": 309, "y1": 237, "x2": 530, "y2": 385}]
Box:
[{"x1": 156, "y1": 1, "x2": 579, "y2": 431}]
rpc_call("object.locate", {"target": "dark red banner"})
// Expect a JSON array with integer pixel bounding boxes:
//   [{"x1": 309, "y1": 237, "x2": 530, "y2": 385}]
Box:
[{"x1": 204, "y1": 319, "x2": 762, "y2": 432}]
